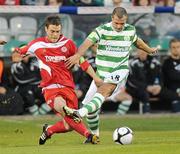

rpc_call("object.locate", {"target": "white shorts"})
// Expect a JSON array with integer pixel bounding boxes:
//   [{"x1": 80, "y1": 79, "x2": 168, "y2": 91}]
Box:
[{"x1": 82, "y1": 72, "x2": 128, "y2": 105}]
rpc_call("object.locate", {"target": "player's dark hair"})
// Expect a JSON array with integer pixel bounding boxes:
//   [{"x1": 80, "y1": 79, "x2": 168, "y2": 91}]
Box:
[
  {"x1": 169, "y1": 38, "x2": 180, "y2": 47},
  {"x1": 134, "y1": 0, "x2": 151, "y2": 6},
  {"x1": 45, "y1": 14, "x2": 62, "y2": 28},
  {"x1": 112, "y1": 7, "x2": 128, "y2": 19}
]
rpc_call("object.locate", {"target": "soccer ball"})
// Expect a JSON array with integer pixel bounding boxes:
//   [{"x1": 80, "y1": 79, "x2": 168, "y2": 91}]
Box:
[{"x1": 113, "y1": 127, "x2": 133, "y2": 145}]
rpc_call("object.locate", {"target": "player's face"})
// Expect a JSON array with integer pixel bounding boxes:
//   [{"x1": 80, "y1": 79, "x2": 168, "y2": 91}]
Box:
[
  {"x1": 45, "y1": 24, "x2": 61, "y2": 43},
  {"x1": 111, "y1": 14, "x2": 127, "y2": 32},
  {"x1": 139, "y1": 0, "x2": 149, "y2": 6},
  {"x1": 170, "y1": 42, "x2": 180, "y2": 58}
]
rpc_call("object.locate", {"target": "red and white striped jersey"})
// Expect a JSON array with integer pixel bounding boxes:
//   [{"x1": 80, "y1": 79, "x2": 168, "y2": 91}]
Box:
[{"x1": 16, "y1": 35, "x2": 77, "y2": 89}]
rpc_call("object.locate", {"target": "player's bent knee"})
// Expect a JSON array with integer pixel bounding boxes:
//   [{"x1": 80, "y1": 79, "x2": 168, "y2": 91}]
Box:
[{"x1": 54, "y1": 96, "x2": 66, "y2": 114}]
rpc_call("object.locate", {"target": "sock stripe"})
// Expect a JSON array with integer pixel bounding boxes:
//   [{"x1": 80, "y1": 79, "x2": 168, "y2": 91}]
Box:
[
  {"x1": 118, "y1": 108, "x2": 127, "y2": 112},
  {"x1": 87, "y1": 120, "x2": 99, "y2": 125},
  {"x1": 117, "y1": 110, "x2": 126, "y2": 115},
  {"x1": 93, "y1": 96, "x2": 103, "y2": 104},
  {"x1": 90, "y1": 126, "x2": 99, "y2": 130},
  {"x1": 94, "y1": 93, "x2": 105, "y2": 101},
  {"x1": 88, "y1": 123, "x2": 99, "y2": 128},
  {"x1": 118, "y1": 105, "x2": 129, "y2": 111},
  {"x1": 86, "y1": 116, "x2": 99, "y2": 122},
  {"x1": 88, "y1": 110, "x2": 99, "y2": 115},
  {"x1": 85, "y1": 105, "x2": 93, "y2": 112},
  {"x1": 86, "y1": 115, "x2": 97, "y2": 119},
  {"x1": 91, "y1": 100, "x2": 101, "y2": 110},
  {"x1": 79, "y1": 93, "x2": 104, "y2": 117}
]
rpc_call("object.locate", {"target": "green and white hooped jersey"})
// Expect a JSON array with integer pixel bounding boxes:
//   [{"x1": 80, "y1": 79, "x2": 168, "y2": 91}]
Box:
[{"x1": 88, "y1": 22, "x2": 137, "y2": 84}]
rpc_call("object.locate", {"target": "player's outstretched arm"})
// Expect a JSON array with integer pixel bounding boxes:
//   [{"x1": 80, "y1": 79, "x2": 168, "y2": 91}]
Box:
[
  {"x1": 66, "y1": 39, "x2": 94, "y2": 69},
  {"x1": 79, "y1": 57, "x2": 103, "y2": 87},
  {"x1": 135, "y1": 38, "x2": 158, "y2": 55},
  {"x1": 12, "y1": 45, "x2": 30, "y2": 62}
]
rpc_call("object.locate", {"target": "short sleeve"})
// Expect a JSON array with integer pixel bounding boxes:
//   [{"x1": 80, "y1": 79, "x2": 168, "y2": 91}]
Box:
[
  {"x1": 132, "y1": 27, "x2": 138, "y2": 43},
  {"x1": 68, "y1": 39, "x2": 78, "y2": 56},
  {"x1": 87, "y1": 25, "x2": 102, "y2": 43}
]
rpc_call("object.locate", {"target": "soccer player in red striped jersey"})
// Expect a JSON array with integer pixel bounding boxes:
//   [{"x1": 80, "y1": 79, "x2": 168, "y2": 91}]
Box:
[{"x1": 13, "y1": 15, "x2": 102, "y2": 145}]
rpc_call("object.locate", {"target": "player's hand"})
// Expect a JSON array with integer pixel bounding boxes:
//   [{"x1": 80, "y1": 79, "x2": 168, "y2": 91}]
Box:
[
  {"x1": 0, "y1": 87, "x2": 7, "y2": 94},
  {"x1": 94, "y1": 77, "x2": 103, "y2": 87},
  {"x1": 65, "y1": 53, "x2": 81, "y2": 69},
  {"x1": 12, "y1": 52, "x2": 22, "y2": 62},
  {"x1": 146, "y1": 85, "x2": 154, "y2": 93},
  {"x1": 151, "y1": 85, "x2": 161, "y2": 95},
  {"x1": 149, "y1": 47, "x2": 158, "y2": 55},
  {"x1": 0, "y1": 40, "x2": 7, "y2": 45}
]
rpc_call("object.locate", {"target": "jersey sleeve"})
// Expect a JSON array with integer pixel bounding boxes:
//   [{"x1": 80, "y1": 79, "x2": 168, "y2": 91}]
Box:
[
  {"x1": 87, "y1": 25, "x2": 102, "y2": 43},
  {"x1": 15, "y1": 40, "x2": 36, "y2": 55},
  {"x1": 132, "y1": 26, "x2": 138, "y2": 43}
]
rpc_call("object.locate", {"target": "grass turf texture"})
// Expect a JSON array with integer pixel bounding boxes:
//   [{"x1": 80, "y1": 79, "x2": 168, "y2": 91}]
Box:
[{"x1": 0, "y1": 114, "x2": 180, "y2": 154}]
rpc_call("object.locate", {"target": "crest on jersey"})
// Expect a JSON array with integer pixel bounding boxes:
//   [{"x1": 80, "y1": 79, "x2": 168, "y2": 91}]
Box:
[
  {"x1": 124, "y1": 36, "x2": 130, "y2": 41},
  {"x1": 61, "y1": 46, "x2": 67, "y2": 52}
]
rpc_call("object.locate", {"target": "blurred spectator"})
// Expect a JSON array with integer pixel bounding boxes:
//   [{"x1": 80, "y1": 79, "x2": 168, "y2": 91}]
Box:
[
  {"x1": 11, "y1": 51, "x2": 51, "y2": 115},
  {"x1": 0, "y1": 59, "x2": 12, "y2": 95},
  {"x1": 156, "y1": 0, "x2": 166, "y2": 6},
  {"x1": 0, "y1": 0, "x2": 19, "y2": 5},
  {"x1": 45, "y1": 0, "x2": 63, "y2": 6},
  {"x1": 120, "y1": 48, "x2": 162, "y2": 113},
  {"x1": 0, "y1": 40, "x2": 7, "y2": 45},
  {"x1": 104, "y1": 0, "x2": 131, "y2": 7},
  {"x1": 20, "y1": 0, "x2": 46, "y2": 5},
  {"x1": 20, "y1": 0, "x2": 36, "y2": 5},
  {"x1": 0, "y1": 58, "x2": 24, "y2": 115},
  {"x1": 176, "y1": 0, "x2": 180, "y2": 6},
  {"x1": 133, "y1": 0, "x2": 151, "y2": 6},
  {"x1": 63, "y1": 0, "x2": 103, "y2": 6},
  {"x1": 117, "y1": 46, "x2": 180, "y2": 114},
  {"x1": 133, "y1": 14, "x2": 157, "y2": 43},
  {"x1": 156, "y1": 0, "x2": 175, "y2": 6},
  {"x1": 155, "y1": 14, "x2": 180, "y2": 38},
  {"x1": 162, "y1": 38, "x2": 180, "y2": 112},
  {"x1": 165, "y1": 0, "x2": 175, "y2": 6}
]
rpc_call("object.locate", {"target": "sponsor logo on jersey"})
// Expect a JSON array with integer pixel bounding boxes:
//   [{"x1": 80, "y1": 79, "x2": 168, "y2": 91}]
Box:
[
  {"x1": 45, "y1": 56, "x2": 66, "y2": 62},
  {"x1": 106, "y1": 46, "x2": 129, "y2": 52}
]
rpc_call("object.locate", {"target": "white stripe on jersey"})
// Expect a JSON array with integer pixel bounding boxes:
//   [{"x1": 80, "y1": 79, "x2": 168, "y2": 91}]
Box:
[
  {"x1": 96, "y1": 58, "x2": 128, "y2": 68},
  {"x1": 102, "y1": 30, "x2": 136, "y2": 37},
  {"x1": 28, "y1": 40, "x2": 69, "y2": 54},
  {"x1": 38, "y1": 60, "x2": 51, "y2": 76},
  {"x1": 99, "y1": 40, "x2": 132, "y2": 47}
]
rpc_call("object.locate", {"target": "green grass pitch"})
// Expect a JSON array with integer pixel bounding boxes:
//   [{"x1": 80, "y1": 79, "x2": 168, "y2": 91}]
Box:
[{"x1": 0, "y1": 114, "x2": 180, "y2": 154}]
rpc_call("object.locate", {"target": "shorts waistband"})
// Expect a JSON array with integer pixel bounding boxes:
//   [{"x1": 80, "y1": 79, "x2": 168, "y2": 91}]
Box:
[{"x1": 42, "y1": 84, "x2": 65, "y2": 91}]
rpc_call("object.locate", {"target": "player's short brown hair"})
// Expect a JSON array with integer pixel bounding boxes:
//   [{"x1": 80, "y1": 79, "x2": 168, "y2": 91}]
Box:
[
  {"x1": 112, "y1": 7, "x2": 128, "y2": 19},
  {"x1": 45, "y1": 14, "x2": 62, "y2": 28},
  {"x1": 169, "y1": 38, "x2": 180, "y2": 48}
]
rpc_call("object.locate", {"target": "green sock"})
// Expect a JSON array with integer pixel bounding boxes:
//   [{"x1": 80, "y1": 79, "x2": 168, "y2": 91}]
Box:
[
  {"x1": 86, "y1": 110, "x2": 100, "y2": 136},
  {"x1": 79, "y1": 93, "x2": 105, "y2": 117}
]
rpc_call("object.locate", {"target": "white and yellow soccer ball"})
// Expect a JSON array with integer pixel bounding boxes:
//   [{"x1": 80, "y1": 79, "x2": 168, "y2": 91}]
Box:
[{"x1": 113, "y1": 127, "x2": 133, "y2": 145}]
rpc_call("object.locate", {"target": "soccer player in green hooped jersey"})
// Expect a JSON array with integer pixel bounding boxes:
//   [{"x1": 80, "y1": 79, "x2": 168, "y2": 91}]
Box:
[{"x1": 64, "y1": 7, "x2": 158, "y2": 142}]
